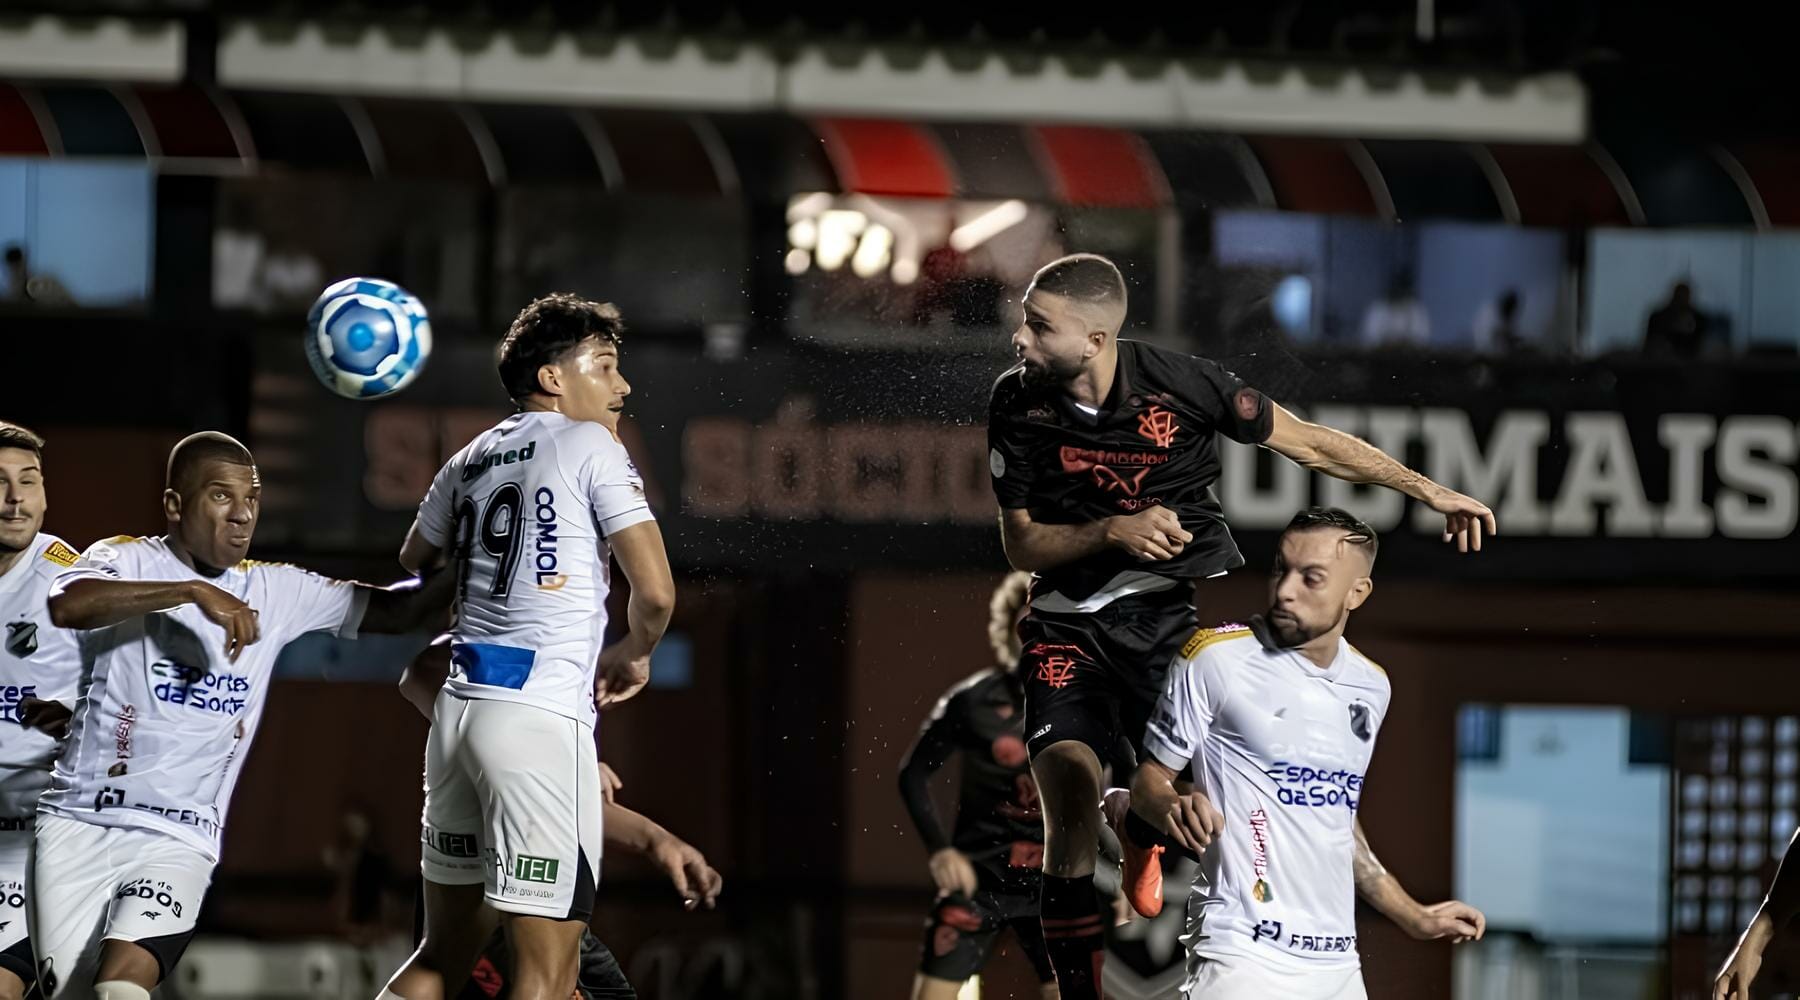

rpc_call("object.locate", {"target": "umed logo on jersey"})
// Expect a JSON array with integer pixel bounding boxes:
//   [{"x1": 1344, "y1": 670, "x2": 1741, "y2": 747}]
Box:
[
  {"x1": 4, "y1": 621, "x2": 36, "y2": 657},
  {"x1": 1348, "y1": 701, "x2": 1373, "y2": 742}
]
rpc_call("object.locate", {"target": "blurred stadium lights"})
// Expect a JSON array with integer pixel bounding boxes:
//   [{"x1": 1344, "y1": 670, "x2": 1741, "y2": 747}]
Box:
[{"x1": 948, "y1": 200, "x2": 1028, "y2": 254}]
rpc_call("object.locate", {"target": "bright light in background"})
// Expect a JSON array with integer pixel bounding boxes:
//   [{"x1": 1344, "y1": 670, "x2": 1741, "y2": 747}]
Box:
[
  {"x1": 851, "y1": 224, "x2": 893, "y2": 278},
  {"x1": 949, "y1": 199, "x2": 1028, "y2": 253},
  {"x1": 890, "y1": 257, "x2": 919, "y2": 285},
  {"x1": 788, "y1": 218, "x2": 817, "y2": 251},
  {"x1": 785, "y1": 191, "x2": 832, "y2": 223},
  {"x1": 1273, "y1": 274, "x2": 1312, "y2": 335},
  {"x1": 784, "y1": 248, "x2": 811, "y2": 275},
  {"x1": 815, "y1": 209, "x2": 867, "y2": 272}
]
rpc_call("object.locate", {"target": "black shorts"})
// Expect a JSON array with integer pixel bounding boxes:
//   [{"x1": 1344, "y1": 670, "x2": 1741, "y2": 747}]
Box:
[
  {"x1": 1020, "y1": 585, "x2": 1195, "y2": 765},
  {"x1": 917, "y1": 867, "x2": 1052, "y2": 984}
]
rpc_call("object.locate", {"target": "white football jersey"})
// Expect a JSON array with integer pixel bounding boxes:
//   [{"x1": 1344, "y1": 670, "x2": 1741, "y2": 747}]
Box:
[
  {"x1": 1145, "y1": 622, "x2": 1391, "y2": 974},
  {"x1": 0, "y1": 533, "x2": 85, "y2": 818},
  {"x1": 414, "y1": 411, "x2": 653, "y2": 727},
  {"x1": 38, "y1": 535, "x2": 367, "y2": 860}
]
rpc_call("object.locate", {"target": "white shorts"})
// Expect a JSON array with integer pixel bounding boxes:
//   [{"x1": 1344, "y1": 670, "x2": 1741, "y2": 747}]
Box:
[
  {"x1": 0, "y1": 825, "x2": 32, "y2": 984},
  {"x1": 421, "y1": 689, "x2": 602, "y2": 919},
  {"x1": 1184, "y1": 953, "x2": 1366, "y2": 1000},
  {"x1": 27, "y1": 813, "x2": 214, "y2": 997}
]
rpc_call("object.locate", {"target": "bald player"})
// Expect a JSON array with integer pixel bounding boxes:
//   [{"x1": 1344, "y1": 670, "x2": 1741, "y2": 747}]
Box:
[
  {"x1": 30, "y1": 432, "x2": 453, "y2": 999},
  {"x1": 987, "y1": 253, "x2": 1495, "y2": 998}
]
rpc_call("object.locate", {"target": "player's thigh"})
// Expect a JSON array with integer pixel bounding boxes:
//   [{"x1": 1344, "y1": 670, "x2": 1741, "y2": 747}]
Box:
[
  {"x1": 28, "y1": 815, "x2": 121, "y2": 997},
  {"x1": 0, "y1": 827, "x2": 34, "y2": 995},
  {"x1": 422, "y1": 692, "x2": 486, "y2": 889},
  {"x1": 463, "y1": 701, "x2": 600, "y2": 922},
  {"x1": 917, "y1": 893, "x2": 1003, "y2": 985},
  {"x1": 96, "y1": 830, "x2": 215, "y2": 986}
]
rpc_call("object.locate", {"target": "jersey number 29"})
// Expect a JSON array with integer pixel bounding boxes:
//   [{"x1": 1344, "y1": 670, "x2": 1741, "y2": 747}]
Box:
[{"x1": 453, "y1": 483, "x2": 525, "y2": 601}]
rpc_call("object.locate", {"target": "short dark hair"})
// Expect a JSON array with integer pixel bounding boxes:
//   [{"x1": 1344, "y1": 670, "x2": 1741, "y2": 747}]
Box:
[
  {"x1": 497, "y1": 294, "x2": 626, "y2": 401},
  {"x1": 1281, "y1": 506, "x2": 1378, "y2": 568},
  {"x1": 1029, "y1": 253, "x2": 1127, "y2": 309},
  {"x1": 167, "y1": 431, "x2": 255, "y2": 493},
  {"x1": 0, "y1": 421, "x2": 44, "y2": 458}
]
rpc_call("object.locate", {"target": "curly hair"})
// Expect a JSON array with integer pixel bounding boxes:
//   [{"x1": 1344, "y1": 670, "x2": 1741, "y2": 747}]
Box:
[{"x1": 987, "y1": 571, "x2": 1034, "y2": 669}]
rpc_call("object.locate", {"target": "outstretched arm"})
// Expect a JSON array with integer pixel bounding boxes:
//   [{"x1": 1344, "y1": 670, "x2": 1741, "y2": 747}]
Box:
[
  {"x1": 603, "y1": 799, "x2": 723, "y2": 911},
  {"x1": 1354, "y1": 818, "x2": 1485, "y2": 942},
  {"x1": 999, "y1": 506, "x2": 1196, "y2": 572},
  {"x1": 357, "y1": 566, "x2": 456, "y2": 636},
  {"x1": 1715, "y1": 826, "x2": 1800, "y2": 999},
  {"x1": 50, "y1": 577, "x2": 260, "y2": 662},
  {"x1": 1263, "y1": 405, "x2": 1497, "y2": 552}
]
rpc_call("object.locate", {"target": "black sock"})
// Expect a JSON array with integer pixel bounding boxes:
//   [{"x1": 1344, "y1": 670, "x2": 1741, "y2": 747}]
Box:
[
  {"x1": 1125, "y1": 808, "x2": 1202, "y2": 863},
  {"x1": 1040, "y1": 873, "x2": 1105, "y2": 1000}
]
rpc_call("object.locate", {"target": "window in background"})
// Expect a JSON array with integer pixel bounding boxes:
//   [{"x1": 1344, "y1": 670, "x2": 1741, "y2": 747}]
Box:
[
  {"x1": 0, "y1": 158, "x2": 153, "y2": 307},
  {"x1": 1454, "y1": 704, "x2": 1668, "y2": 1000}
]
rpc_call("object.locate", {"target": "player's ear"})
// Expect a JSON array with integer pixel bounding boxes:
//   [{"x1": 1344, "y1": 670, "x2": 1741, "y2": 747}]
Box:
[
  {"x1": 162, "y1": 487, "x2": 182, "y2": 522},
  {"x1": 535, "y1": 362, "x2": 563, "y2": 398},
  {"x1": 1345, "y1": 576, "x2": 1373, "y2": 612}
]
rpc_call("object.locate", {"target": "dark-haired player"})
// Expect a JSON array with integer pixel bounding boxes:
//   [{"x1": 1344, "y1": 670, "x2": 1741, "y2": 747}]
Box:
[
  {"x1": 379, "y1": 294, "x2": 676, "y2": 1000},
  {"x1": 899, "y1": 572, "x2": 1056, "y2": 1000},
  {"x1": 987, "y1": 253, "x2": 1496, "y2": 998},
  {"x1": 1131, "y1": 508, "x2": 1484, "y2": 999},
  {"x1": 32, "y1": 432, "x2": 452, "y2": 999},
  {"x1": 0, "y1": 422, "x2": 83, "y2": 1000}
]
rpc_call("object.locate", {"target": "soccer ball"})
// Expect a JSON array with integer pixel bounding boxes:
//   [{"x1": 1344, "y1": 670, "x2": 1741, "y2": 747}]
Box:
[{"x1": 303, "y1": 277, "x2": 432, "y2": 400}]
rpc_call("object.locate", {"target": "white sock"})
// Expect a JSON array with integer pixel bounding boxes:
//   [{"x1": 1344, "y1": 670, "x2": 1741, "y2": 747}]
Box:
[{"x1": 94, "y1": 984, "x2": 153, "y2": 1000}]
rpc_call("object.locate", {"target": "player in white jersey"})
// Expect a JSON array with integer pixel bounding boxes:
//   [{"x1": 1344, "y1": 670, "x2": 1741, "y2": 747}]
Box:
[
  {"x1": 1126, "y1": 508, "x2": 1484, "y2": 999},
  {"x1": 34, "y1": 432, "x2": 453, "y2": 1000},
  {"x1": 378, "y1": 294, "x2": 676, "y2": 1000},
  {"x1": 0, "y1": 423, "x2": 85, "y2": 1000}
]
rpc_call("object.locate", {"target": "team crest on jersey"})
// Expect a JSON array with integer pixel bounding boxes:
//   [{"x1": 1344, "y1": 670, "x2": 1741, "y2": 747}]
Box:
[
  {"x1": 1348, "y1": 701, "x2": 1373, "y2": 742},
  {"x1": 41, "y1": 541, "x2": 79, "y2": 567},
  {"x1": 1027, "y1": 642, "x2": 1085, "y2": 690},
  {"x1": 1136, "y1": 405, "x2": 1178, "y2": 448},
  {"x1": 4, "y1": 621, "x2": 36, "y2": 657}
]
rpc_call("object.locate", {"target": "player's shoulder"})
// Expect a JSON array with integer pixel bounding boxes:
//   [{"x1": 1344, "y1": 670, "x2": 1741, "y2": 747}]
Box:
[
  {"x1": 236, "y1": 557, "x2": 336, "y2": 589},
  {"x1": 34, "y1": 533, "x2": 80, "y2": 571},
  {"x1": 81, "y1": 534, "x2": 153, "y2": 566},
  {"x1": 944, "y1": 667, "x2": 1007, "y2": 703},
  {"x1": 1176, "y1": 622, "x2": 1257, "y2": 665},
  {"x1": 1345, "y1": 642, "x2": 1391, "y2": 681}
]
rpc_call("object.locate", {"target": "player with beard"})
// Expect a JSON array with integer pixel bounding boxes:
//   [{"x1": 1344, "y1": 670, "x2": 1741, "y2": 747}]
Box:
[
  {"x1": 898, "y1": 572, "x2": 1056, "y2": 1000},
  {"x1": 988, "y1": 254, "x2": 1494, "y2": 999},
  {"x1": 1130, "y1": 508, "x2": 1484, "y2": 999}
]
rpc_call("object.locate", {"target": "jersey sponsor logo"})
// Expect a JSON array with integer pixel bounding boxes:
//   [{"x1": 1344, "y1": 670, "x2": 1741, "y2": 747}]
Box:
[
  {"x1": 1282, "y1": 931, "x2": 1358, "y2": 955},
  {"x1": 512, "y1": 855, "x2": 561, "y2": 884},
  {"x1": 1058, "y1": 445, "x2": 1170, "y2": 498},
  {"x1": 1348, "y1": 701, "x2": 1373, "y2": 742},
  {"x1": 4, "y1": 621, "x2": 36, "y2": 657},
  {"x1": 461, "y1": 440, "x2": 537, "y2": 483},
  {"x1": 114, "y1": 704, "x2": 137, "y2": 765},
  {"x1": 151, "y1": 660, "x2": 250, "y2": 716},
  {"x1": 1248, "y1": 808, "x2": 1274, "y2": 902},
  {"x1": 1252, "y1": 919, "x2": 1282, "y2": 944},
  {"x1": 1264, "y1": 762, "x2": 1364, "y2": 811},
  {"x1": 1136, "y1": 405, "x2": 1179, "y2": 448},
  {"x1": 423, "y1": 825, "x2": 480, "y2": 859},
  {"x1": 1026, "y1": 642, "x2": 1084, "y2": 690},
  {"x1": 531, "y1": 487, "x2": 568, "y2": 589},
  {"x1": 41, "y1": 541, "x2": 78, "y2": 567},
  {"x1": 989, "y1": 448, "x2": 1006, "y2": 479},
  {"x1": 0, "y1": 683, "x2": 39, "y2": 723},
  {"x1": 94, "y1": 786, "x2": 126, "y2": 811}
]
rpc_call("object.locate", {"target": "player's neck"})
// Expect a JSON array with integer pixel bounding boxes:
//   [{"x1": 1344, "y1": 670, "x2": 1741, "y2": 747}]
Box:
[
  {"x1": 1064, "y1": 348, "x2": 1118, "y2": 408},
  {"x1": 0, "y1": 545, "x2": 25, "y2": 577},
  {"x1": 1296, "y1": 628, "x2": 1345, "y2": 669},
  {"x1": 162, "y1": 533, "x2": 230, "y2": 578},
  {"x1": 518, "y1": 396, "x2": 560, "y2": 415}
]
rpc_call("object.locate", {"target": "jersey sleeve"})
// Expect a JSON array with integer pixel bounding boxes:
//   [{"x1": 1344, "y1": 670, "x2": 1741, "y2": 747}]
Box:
[
  {"x1": 1181, "y1": 356, "x2": 1274, "y2": 445},
  {"x1": 986, "y1": 383, "x2": 1036, "y2": 510},
  {"x1": 1143, "y1": 646, "x2": 1232, "y2": 773},
  {"x1": 267, "y1": 565, "x2": 369, "y2": 641},
  {"x1": 413, "y1": 457, "x2": 461, "y2": 549},
  {"x1": 583, "y1": 437, "x2": 655, "y2": 538},
  {"x1": 896, "y1": 686, "x2": 965, "y2": 853},
  {"x1": 47, "y1": 537, "x2": 139, "y2": 598}
]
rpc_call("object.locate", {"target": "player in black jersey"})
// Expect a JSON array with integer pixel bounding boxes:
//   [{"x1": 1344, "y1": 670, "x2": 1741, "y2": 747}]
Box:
[
  {"x1": 988, "y1": 253, "x2": 1496, "y2": 1000},
  {"x1": 899, "y1": 572, "x2": 1055, "y2": 1000}
]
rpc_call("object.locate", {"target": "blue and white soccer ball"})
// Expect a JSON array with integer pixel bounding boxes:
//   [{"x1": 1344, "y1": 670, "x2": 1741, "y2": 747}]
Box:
[{"x1": 303, "y1": 277, "x2": 432, "y2": 400}]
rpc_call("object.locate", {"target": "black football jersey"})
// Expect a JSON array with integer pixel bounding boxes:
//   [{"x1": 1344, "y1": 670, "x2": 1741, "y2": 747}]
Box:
[
  {"x1": 898, "y1": 669, "x2": 1043, "y2": 874},
  {"x1": 987, "y1": 339, "x2": 1274, "y2": 602}
]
